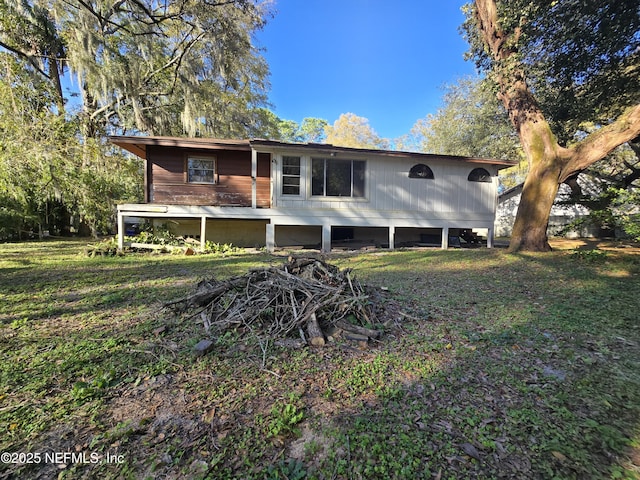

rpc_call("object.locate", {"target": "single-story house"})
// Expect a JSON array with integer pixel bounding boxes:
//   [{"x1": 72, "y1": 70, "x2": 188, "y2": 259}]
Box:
[{"x1": 109, "y1": 136, "x2": 516, "y2": 252}]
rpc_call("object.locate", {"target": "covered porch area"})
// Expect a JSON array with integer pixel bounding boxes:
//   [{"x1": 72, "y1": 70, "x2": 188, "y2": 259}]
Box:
[{"x1": 117, "y1": 204, "x2": 495, "y2": 252}]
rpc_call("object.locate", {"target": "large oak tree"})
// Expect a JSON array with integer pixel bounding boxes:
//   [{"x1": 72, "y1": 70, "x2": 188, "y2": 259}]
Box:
[
  {"x1": 0, "y1": 0, "x2": 272, "y2": 138},
  {"x1": 463, "y1": 0, "x2": 640, "y2": 251}
]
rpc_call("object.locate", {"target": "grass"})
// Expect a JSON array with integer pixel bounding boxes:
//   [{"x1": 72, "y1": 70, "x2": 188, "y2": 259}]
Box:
[{"x1": 0, "y1": 238, "x2": 639, "y2": 479}]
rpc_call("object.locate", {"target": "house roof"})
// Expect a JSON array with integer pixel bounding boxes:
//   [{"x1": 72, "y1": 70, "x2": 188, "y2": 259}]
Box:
[
  {"x1": 498, "y1": 182, "x2": 525, "y2": 201},
  {"x1": 108, "y1": 135, "x2": 517, "y2": 168},
  {"x1": 108, "y1": 136, "x2": 251, "y2": 159}
]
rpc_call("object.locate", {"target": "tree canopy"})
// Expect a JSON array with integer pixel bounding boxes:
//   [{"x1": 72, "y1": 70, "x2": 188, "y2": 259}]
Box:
[
  {"x1": 0, "y1": 0, "x2": 273, "y2": 137},
  {"x1": 324, "y1": 113, "x2": 390, "y2": 149},
  {"x1": 0, "y1": 54, "x2": 140, "y2": 239},
  {"x1": 274, "y1": 116, "x2": 329, "y2": 143},
  {"x1": 0, "y1": 0, "x2": 273, "y2": 238}
]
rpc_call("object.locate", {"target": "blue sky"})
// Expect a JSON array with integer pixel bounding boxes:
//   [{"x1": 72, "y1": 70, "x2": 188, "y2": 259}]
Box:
[{"x1": 256, "y1": 1, "x2": 477, "y2": 141}]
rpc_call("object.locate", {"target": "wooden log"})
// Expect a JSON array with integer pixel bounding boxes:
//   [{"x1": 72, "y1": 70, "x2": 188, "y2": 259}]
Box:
[
  {"x1": 127, "y1": 242, "x2": 183, "y2": 252},
  {"x1": 336, "y1": 320, "x2": 382, "y2": 339},
  {"x1": 274, "y1": 338, "x2": 306, "y2": 349},
  {"x1": 343, "y1": 332, "x2": 368, "y2": 342},
  {"x1": 343, "y1": 332, "x2": 369, "y2": 349},
  {"x1": 306, "y1": 312, "x2": 325, "y2": 346}
]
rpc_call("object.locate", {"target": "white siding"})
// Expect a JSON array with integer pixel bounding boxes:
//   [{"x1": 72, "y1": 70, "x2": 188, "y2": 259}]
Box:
[{"x1": 274, "y1": 154, "x2": 497, "y2": 217}]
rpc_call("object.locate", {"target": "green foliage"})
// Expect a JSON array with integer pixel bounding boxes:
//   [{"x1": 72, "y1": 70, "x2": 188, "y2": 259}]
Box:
[
  {"x1": 258, "y1": 112, "x2": 330, "y2": 144},
  {"x1": 1, "y1": 0, "x2": 272, "y2": 239},
  {"x1": 70, "y1": 369, "x2": 118, "y2": 403},
  {"x1": 522, "y1": 2, "x2": 639, "y2": 143},
  {"x1": 620, "y1": 214, "x2": 640, "y2": 242},
  {"x1": 85, "y1": 238, "x2": 121, "y2": 257},
  {"x1": 299, "y1": 117, "x2": 329, "y2": 143},
  {"x1": 262, "y1": 459, "x2": 306, "y2": 480},
  {"x1": 462, "y1": 0, "x2": 639, "y2": 145},
  {"x1": 203, "y1": 241, "x2": 242, "y2": 255},
  {"x1": 129, "y1": 224, "x2": 180, "y2": 247},
  {"x1": 268, "y1": 394, "x2": 305, "y2": 438},
  {"x1": 559, "y1": 183, "x2": 640, "y2": 241},
  {"x1": 0, "y1": 53, "x2": 143, "y2": 240},
  {"x1": 570, "y1": 248, "x2": 608, "y2": 263},
  {"x1": 610, "y1": 188, "x2": 640, "y2": 241},
  {"x1": 126, "y1": 224, "x2": 243, "y2": 255},
  {"x1": 1, "y1": 0, "x2": 273, "y2": 138}
]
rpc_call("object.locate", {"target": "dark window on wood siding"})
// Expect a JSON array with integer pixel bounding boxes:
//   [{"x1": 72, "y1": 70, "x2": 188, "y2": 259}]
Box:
[
  {"x1": 187, "y1": 157, "x2": 216, "y2": 183},
  {"x1": 282, "y1": 156, "x2": 301, "y2": 195},
  {"x1": 468, "y1": 168, "x2": 491, "y2": 183},
  {"x1": 409, "y1": 164, "x2": 434, "y2": 179}
]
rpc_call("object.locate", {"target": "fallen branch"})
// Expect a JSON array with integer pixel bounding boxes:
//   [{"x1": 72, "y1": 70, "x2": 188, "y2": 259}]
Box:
[{"x1": 336, "y1": 320, "x2": 382, "y2": 340}]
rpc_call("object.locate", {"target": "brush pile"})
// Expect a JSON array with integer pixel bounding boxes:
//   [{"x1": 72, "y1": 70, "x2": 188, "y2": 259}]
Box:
[{"x1": 165, "y1": 257, "x2": 393, "y2": 346}]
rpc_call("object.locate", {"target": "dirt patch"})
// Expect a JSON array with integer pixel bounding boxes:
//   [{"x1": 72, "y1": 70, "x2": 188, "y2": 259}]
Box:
[
  {"x1": 548, "y1": 237, "x2": 640, "y2": 253},
  {"x1": 100, "y1": 373, "x2": 220, "y2": 479},
  {"x1": 288, "y1": 424, "x2": 335, "y2": 468}
]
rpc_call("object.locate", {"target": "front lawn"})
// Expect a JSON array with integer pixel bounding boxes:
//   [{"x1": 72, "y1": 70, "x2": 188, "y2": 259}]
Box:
[{"x1": 1, "y1": 239, "x2": 638, "y2": 479}]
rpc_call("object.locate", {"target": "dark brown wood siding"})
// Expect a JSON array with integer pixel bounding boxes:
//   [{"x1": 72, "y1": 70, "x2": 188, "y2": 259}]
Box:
[{"x1": 147, "y1": 146, "x2": 270, "y2": 207}]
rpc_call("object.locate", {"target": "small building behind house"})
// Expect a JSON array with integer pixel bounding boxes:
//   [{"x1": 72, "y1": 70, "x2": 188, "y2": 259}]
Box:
[{"x1": 495, "y1": 175, "x2": 603, "y2": 239}]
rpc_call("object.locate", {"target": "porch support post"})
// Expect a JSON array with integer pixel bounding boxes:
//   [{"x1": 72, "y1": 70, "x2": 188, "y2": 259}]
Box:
[
  {"x1": 486, "y1": 226, "x2": 494, "y2": 248},
  {"x1": 200, "y1": 215, "x2": 207, "y2": 251},
  {"x1": 321, "y1": 224, "x2": 331, "y2": 253},
  {"x1": 117, "y1": 209, "x2": 125, "y2": 250},
  {"x1": 388, "y1": 225, "x2": 395, "y2": 250},
  {"x1": 266, "y1": 223, "x2": 275, "y2": 253},
  {"x1": 441, "y1": 227, "x2": 449, "y2": 250},
  {"x1": 251, "y1": 148, "x2": 257, "y2": 209}
]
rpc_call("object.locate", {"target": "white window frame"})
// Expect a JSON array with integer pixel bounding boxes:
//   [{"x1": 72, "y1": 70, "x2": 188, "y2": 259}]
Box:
[
  {"x1": 281, "y1": 156, "x2": 301, "y2": 195},
  {"x1": 187, "y1": 156, "x2": 216, "y2": 184}
]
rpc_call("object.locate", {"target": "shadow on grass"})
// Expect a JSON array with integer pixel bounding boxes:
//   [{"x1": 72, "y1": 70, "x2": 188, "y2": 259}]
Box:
[
  {"x1": 0, "y1": 240, "x2": 638, "y2": 479},
  {"x1": 312, "y1": 247, "x2": 640, "y2": 478},
  {"x1": 320, "y1": 318, "x2": 640, "y2": 479},
  {"x1": 0, "y1": 251, "x2": 280, "y2": 326}
]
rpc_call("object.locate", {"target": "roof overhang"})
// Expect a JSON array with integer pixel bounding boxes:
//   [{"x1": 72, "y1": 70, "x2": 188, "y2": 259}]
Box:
[
  {"x1": 250, "y1": 139, "x2": 517, "y2": 168},
  {"x1": 108, "y1": 135, "x2": 517, "y2": 168},
  {"x1": 108, "y1": 135, "x2": 251, "y2": 159}
]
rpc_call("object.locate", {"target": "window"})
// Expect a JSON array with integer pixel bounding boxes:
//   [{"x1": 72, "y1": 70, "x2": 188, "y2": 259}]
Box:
[
  {"x1": 187, "y1": 157, "x2": 215, "y2": 183},
  {"x1": 282, "y1": 156, "x2": 301, "y2": 195},
  {"x1": 468, "y1": 168, "x2": 492, "y2": 183},
  {"x1": 311, "y1": 158, "x2": 365, "y2": 197},
  {"x1": 409, "y1": 164, "x2": 434, "y2": 179}
]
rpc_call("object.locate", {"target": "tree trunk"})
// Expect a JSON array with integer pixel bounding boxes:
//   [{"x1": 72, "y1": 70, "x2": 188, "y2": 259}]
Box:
[
  {"x1": 508, "y1": 161, "x2": 560, "y2": 252},
  {"x1": 473, "y1": 0, "x2": 640, "y2": 252}
]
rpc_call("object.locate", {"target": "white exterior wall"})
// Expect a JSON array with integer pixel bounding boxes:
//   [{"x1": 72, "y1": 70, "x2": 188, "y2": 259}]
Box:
[
  {"x1": 271, "y1": 153, "x2": 498, "y2": 220},
  {"x1": 117, "y1": 149, "x2": 502, "y2": 251}
]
